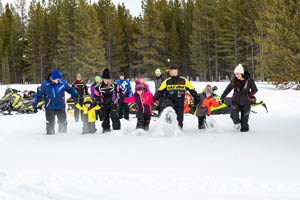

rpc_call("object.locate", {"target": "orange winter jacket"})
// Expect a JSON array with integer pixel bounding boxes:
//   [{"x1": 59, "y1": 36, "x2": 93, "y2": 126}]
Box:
[{"x1": 201, "y1": 97, "x2": 220, "y2": 115}]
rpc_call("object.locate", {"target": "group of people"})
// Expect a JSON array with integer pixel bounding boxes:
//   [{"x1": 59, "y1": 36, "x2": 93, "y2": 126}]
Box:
[{"x1": 33, "y1": 63, "x2": 258, "y2": 135}]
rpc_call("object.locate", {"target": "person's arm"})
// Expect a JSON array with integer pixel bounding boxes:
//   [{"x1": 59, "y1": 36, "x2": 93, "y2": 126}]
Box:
[
  {"x1": 184, "y1": 78, "x2": 200, "y2": 104},
  {"x1": 221, "y1": 82, "x2": 233, "y2": 99},
  {"x1": 124, "y1": 95, "x2": 135, "y2": 103},
  {"x1": 64, "y1": 81, "x2": 78, "y2": 97},
  {"x1": 127, "y1": 80, "x2": 133, "y2": 96},
  {"x1": 33, "y1": 83, "x2": 46, "y2": 107},
  {"x1": 154, "y1": 79, "x2": 168, "y2": 101},
  {"x1": 75, "y1": 103, "x2": 84, "y2": 110},
  {"x1": 249, "y1": 79, "x2": 258, "y2": 97},
  {"x1": 84, "y1": 83, "x2": 89, "y2": 95}
]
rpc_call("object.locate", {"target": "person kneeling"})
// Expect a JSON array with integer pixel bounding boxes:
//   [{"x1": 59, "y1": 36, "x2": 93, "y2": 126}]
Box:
[
  {"x1": 197, "y1": 85, "x2": 220, "y2": 129},
  {"x1": 76, "y1": 96, "x2": 101, "y2": 134},
  {"x1": 124, "y1": 84, "x2": 154, "y2": 131}
]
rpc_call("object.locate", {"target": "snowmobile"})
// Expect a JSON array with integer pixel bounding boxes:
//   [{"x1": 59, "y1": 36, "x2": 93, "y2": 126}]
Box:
[
  {"x1": 186, "y1": 86, "x2": 268, "y2": 116},
  {"x1": 0, "y1": 88, "x2": 43, "y2": 115},
  {"x1": 65, "y1": 97, "x2": 77, "y2": 118}
]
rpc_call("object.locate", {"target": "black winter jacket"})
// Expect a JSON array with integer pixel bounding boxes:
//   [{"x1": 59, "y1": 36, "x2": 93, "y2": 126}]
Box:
[{"x1": 221, "y1": 72, "x2": 258, "y2": 106}]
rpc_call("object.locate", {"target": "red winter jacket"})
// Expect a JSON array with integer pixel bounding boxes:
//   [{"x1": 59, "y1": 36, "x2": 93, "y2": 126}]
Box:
[{"x1": 124, "y1": 91, "x2": 154, "y2": 115}]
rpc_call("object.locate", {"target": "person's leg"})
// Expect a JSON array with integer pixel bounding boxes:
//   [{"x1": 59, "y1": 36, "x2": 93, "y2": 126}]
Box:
[
  {"x1": 144, "y1": 114, "x2": 151, "y2": 131},
  {"x1": 45, "y1": 109, "x2": 55, "y2": 135},
  {"x1": 118, "y1": 100, "x2": 124, "y2": 119},
  {"x1": 74, "y1": 107, "x2": 79, "y2": 122},
  {"x1": 123, "y1": 103, "x2": 130, "y2": 120},
  {"x1": 198, "y1": 116, "x2": 206, "y2": 129},
  {"x1": 81, "y1": 114, "x2": 89, "y2": 134},
  {"x1": 102, "y1": 106, "x2": 110, "y2": 132},
  {"x1": 136, "y1": 112, "x2": 144, "y2": 129},
  {"x1": 111, "y1": 104, "x2": 121, "y2": 130},
  {"x1": 240, "y1": 104, "x2": 251, "y2": 132},
  {"x1": 175, "y1": 104, "x2": 184, "y2": 129},
  {"x1": 230, "y1": 104, "x2": 241, "y2": 125},
  {"x1": 57, "y1": 110, "x2": 67, "y2": 133}
]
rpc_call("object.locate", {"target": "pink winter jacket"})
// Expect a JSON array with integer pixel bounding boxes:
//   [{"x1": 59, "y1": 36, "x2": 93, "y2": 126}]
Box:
[{"x1": 124, "y1": 92, "x2": 154, "y2": 115}]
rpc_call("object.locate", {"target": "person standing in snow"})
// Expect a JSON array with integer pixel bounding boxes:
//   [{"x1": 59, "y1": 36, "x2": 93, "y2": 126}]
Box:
[
  {"x1": 154, "y1": 68, "x2": 164, "y2": 96},
  {"x1": 33, "y1": 69, "x2": 78, "y2": 135},
  {"x1": 220, "y1": 64, "x2": 258, "y2": 132},
  {"x1": 116, "y1": 72, "x2": 132, "y2": 120},
  {"x1": 139, "y1": 75, "x2": 151, "y2": 93},
  {"x1": 196, "y1": 85, "x2": 220, "y2": 129},
  {"x1": 124, "y1": 84, "x2": 154, "y2": 130},
  {"x1": 90, "y1": 76, "x2": 103, "y2": 121},
  {"x1": 76, "y1": 96, "x2": 101, "y2": 134},
  {"x1": 72, "y1": 73, "x2": 89, "y2": 122},
  {"x1": 95, "y1": 68, "x2": 121, "y2": 133},
  {"x1": 154, "y1": 65, "x2": 200, "y2": 129}
]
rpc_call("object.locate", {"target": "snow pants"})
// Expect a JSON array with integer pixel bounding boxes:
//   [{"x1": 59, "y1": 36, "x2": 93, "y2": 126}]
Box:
[
  {"x1": 198, "y1": 115, "x2": 206, "y2": 129},
  {"x1": 136, "y1": 112, "x2": 151, "y2": 130},
  {"x1": 118, "y1": 99, "x2": 129, "y2": 120},
  {"x1": 81, "y1": 114, "x2": 97, "y2": 134},
  {"x1": 102, "y1": 104, "x2": 121, "y2": 132},
  {"x1": 231, "y1": 104, "x2": 251, "y2": 131},
  {"x1": 174, "y1": 104, "x2": 184, "y2": 129},
  {"x1": 45, "y1": 109, "x2": 67, "y2": 135}
]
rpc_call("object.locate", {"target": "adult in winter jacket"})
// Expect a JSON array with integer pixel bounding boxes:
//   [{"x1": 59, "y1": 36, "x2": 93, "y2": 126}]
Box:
[
  {"x1": 154, "y1": 68, "x2": 164, "y2": 96},
  {"x1": 90, "y1": 76, "x2": 103, "y2": 121},
  {"x1": 221, "y1": 64, "x2": 258, "y2": 132},
  {"x1": 116, "y1": 72, "x2": 132, "y2": 120},
  {"x1": 154, "y1": 65, "x2": 200, "y2": 129},
  {"x1": 72, "y1": 73, "x2": 89, "y2": 122},
  {"x1": 33, "y1": 69, "x2": 78, "y2": 135},
  {"x1": 95, "y1": 68, "x2": 121, "y2": 133},
  {"x1": 124, "y1": 84, "x2": 154, "y2": 130}
]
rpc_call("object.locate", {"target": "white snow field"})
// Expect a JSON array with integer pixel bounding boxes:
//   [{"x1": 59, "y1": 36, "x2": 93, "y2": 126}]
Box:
[{"x1": 0, "y1": 81, "x2": 300, "y2": 200}]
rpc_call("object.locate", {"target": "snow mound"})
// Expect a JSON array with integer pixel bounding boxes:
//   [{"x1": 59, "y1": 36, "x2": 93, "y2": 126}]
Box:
[{"x1": 151, "y1": 107, "x2": 182, "y2": 137}]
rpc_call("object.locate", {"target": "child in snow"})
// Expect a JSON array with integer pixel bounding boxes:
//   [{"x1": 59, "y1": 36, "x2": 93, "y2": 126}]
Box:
[
  {"x1": 197, "y1": 85, "x2": 220, "y2": 129},
  {"x1": 124, "y1": 84, "x2": 154, "y2": 130},
  {"x1": 139, "y1": 75, "x2": 151, "y2": 93},
  {"x1": 76, "y1": 96, "x2": 101, "y2": 134}
]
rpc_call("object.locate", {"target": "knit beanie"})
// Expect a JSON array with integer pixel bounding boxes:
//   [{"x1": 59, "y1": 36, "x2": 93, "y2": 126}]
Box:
[
  {"x1": 95, "y1": 76, "x2": 101, "y2": 82},
  {"x1": 51, "y1": 69, "x2": 62, "y2": 80},
  {"x1": 234, "y1": 64, "x2": 244, "y2": 74},
  {"x1": 155, "y1": 68, "x2": 161, "y2": 75},
  {"x1": 135, "y1": 84, "x2": 143, "y2": 91},
  {"x1": 83, "y1": 96, "x2": 93, "y2": 104},
  {"x1": 102, "y1": 68, "x2": 111, "y2": 79}
]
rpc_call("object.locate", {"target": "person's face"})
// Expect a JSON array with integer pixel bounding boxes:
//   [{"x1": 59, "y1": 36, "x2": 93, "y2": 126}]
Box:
[
  {"x1": 84, "y1": 103, "x2": 91, "y2": 108},
  {"x1": 137, "y1": 90, "x2": 143, "y2": 95},
  {"x1": 206, "y1": 93, "x2": 212, "y2": 98},
  {"x1": 120, "y1": 75, "x2": 124, "y2": 80},
  {"x1": 77, "y1": 76, "x2": 81, "y2": 81},
  {"x1": 52, "y1": 79, "x2": 60, "y2": 84},
  {"x1": 140, "y1": 78, "x2": 145, "y2": 84},
  {"x1": 155, "y1": 73, "x2": 161, "y2": 77},
  {"x1": 103, "y1": 79, "x2": 110, "y2": 85},
  {"x1": 235, "y1": 73, "x2": 243, "y2": 80},
  {"x1": 170, "y1": 69, "x2": 178, "y2": 76}
]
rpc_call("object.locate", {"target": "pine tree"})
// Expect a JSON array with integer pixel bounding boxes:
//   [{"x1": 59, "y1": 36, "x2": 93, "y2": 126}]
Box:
[{"x1": 56, "y1": 0, "x2": 77, "y2": 82}]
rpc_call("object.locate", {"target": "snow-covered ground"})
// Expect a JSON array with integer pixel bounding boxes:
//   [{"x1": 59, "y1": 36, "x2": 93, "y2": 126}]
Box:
[{"x1": 0, "y1": 81, "x2": 300, "y2": 200}]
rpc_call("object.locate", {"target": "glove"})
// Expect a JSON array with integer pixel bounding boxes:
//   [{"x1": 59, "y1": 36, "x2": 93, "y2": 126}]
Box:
[
  {"x1": 188, "y1": 103, "x2": 196, "y2": 114},
  {"x1": 219, "y1": 98, "x2": 225, "y2": 104},
  {"x1": 153, "y1": 101, "x2": 159, "y2": 110},
  {"x1": 33, "y1": 106, "x2": 38, "y2": 113}
]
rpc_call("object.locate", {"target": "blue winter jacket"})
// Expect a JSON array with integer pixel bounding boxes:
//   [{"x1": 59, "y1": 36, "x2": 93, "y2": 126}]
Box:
[
  {"x1": 34, "y1": 79, "x2": 78, "y2": 110},
  {"x1": 116, "y1": 79, "x2": 132, "y2": 98}
]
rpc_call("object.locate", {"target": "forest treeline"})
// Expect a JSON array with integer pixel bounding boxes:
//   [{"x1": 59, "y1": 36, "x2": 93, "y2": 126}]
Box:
[{"x1": 0, "y1": 0, "x2": 300, "y2": 84}]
